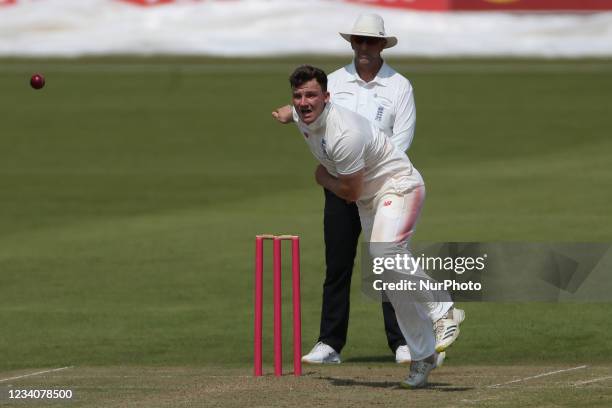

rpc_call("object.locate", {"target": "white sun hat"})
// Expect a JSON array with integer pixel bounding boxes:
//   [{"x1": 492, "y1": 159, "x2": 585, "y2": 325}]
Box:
[{"x1": 339, "y1": 14, "x2": 398, "y2": 49}]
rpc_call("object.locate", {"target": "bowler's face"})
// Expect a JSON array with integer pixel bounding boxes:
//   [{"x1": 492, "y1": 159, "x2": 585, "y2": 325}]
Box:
[{"x1": 292, "y1": 79, "x2": 330, "y2": 125}]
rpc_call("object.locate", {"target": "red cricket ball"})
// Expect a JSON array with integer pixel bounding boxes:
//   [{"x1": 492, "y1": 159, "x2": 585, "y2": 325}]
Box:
[{"x1": 30, "y1": 73, "x2": 45, "y2": 90}]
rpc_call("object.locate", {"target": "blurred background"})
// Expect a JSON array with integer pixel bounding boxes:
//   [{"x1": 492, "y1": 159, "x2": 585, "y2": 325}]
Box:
[{"x1": 2, "y1": 0, "x2": 612, "y2": 57}]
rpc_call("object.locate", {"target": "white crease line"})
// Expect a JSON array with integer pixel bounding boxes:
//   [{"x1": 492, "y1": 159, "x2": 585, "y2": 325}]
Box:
[
  {"x1": 573, "y1": 375, "x2": 612, "y2": 386},
  {"x1": 0, "y1": 366, "x2": 73, "y2": 383},
  {"x1": 488, "y1": 365, "x2": 588, "y2": 388},
  {"x1": 158, "y1": 375, "x2": 254, "y2": 378},
  {"x1": 461, "y1": 397, "x2": 500, "y2": 404}
]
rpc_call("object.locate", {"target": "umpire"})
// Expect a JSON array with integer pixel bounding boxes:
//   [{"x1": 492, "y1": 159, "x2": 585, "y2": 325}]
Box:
[{"x1": 273, "y1": 14, "x2": 462, "y2": 364}]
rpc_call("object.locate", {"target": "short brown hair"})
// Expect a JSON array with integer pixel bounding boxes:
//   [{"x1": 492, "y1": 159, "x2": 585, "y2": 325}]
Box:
[{"x1": 289, "y1": 65, "x2": 327, "y2": 92}]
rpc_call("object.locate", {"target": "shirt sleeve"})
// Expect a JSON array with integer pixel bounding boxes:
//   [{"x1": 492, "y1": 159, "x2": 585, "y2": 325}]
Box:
[
  {"x1": 330, "y1": 128, "x2": 366, "y2": 176},
  {"x1": 390, "y1": 81, "x2": 416, "y2": 152}
]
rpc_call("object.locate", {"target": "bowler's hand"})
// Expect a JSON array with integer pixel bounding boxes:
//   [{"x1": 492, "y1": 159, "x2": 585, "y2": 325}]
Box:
[{"x1": 272, "y1": 105, "x2": 293, "y2": 124}]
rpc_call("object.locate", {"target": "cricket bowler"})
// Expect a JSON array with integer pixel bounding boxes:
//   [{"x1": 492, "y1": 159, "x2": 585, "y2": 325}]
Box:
[{"x1": 278, "y1": 64, "x2": 454, "y2": 388}]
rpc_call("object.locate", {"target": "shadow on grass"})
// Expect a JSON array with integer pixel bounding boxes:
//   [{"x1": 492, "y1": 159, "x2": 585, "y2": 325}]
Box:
[
  {"x1": 323, "y1": 377, "x2": 473, "y2": 392},
  {"x1": 427, "y1": 383, "x2": 474, "y2": 392},
  {"x1": 344, "y1": 355, "x2": 395, "y2": 364},
  {"x1": 322, "y1": 376, "x2": 398, "y2": 389}
]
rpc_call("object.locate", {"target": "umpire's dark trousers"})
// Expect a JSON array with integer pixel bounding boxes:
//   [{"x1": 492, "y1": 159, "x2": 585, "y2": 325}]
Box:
[{"x1": 318, "y1": 188, "x2": 407, "y2": 354}]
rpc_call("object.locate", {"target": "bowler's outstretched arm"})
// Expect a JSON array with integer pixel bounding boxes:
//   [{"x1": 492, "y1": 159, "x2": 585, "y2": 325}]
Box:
[{"x1": 271, "y1": 105, "x2": 293, "y2": 124}]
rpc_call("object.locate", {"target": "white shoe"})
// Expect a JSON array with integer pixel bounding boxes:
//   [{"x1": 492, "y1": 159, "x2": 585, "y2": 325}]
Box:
[
  {"x1": 453, "y1": 308, "x2": 466, "y2": 324},
  {"x1": 401, "y1": 358, "x2": 435, "y2": 389},
  {"x1": 434, "y1": 308, "x2": 464, "y2": 352},
  {"x1": 301, "y1": 342, "x2": 341, "y2": 364},
  {"x1": 433, "y1": 351, "x2": 445, "y2": 369},
  {"x1": 395, "y1": 345, "x2": 411, "y2": 364},
  {"x1": 396, "y1": 347, "x2": 444, "y2": 368}
]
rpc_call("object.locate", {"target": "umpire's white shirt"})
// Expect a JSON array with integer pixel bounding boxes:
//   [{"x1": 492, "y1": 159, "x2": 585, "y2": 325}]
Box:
[
  {"x1": 292, "y1": 103, "x2": 423, "y2": 202},
  {"x1": 328, "y1": 61, "x2": 416, "y2": 152}
]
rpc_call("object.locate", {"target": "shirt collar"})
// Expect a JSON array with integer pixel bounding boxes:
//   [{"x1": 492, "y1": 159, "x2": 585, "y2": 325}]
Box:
[{"x1": 346, "y1": 60, "x2": 389, "y2": 87}]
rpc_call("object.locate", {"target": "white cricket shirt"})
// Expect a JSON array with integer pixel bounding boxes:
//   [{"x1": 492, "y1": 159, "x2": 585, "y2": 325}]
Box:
[
  {"x1": 292, "y1": 103, "x2": 423, "y2": 202},
  {"x1": 328, "y1": 61, "x2": 416, "y2": 152}
]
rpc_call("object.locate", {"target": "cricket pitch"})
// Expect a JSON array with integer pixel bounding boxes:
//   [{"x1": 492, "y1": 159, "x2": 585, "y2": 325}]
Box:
[{"x1": 1, "y1": 365, "x2": 611, "y2": 407}]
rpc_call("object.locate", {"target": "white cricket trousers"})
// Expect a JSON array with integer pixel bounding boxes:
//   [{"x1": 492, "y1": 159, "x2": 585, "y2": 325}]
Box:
[{"x1": 358, "y1": 181, "x2": 452, "y2": 360}]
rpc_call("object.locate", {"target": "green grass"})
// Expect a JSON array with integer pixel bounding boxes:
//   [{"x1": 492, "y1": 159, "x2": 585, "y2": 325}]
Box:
[{"x1": 0, "y1": 58, "x2": 611, "y2": 371}]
